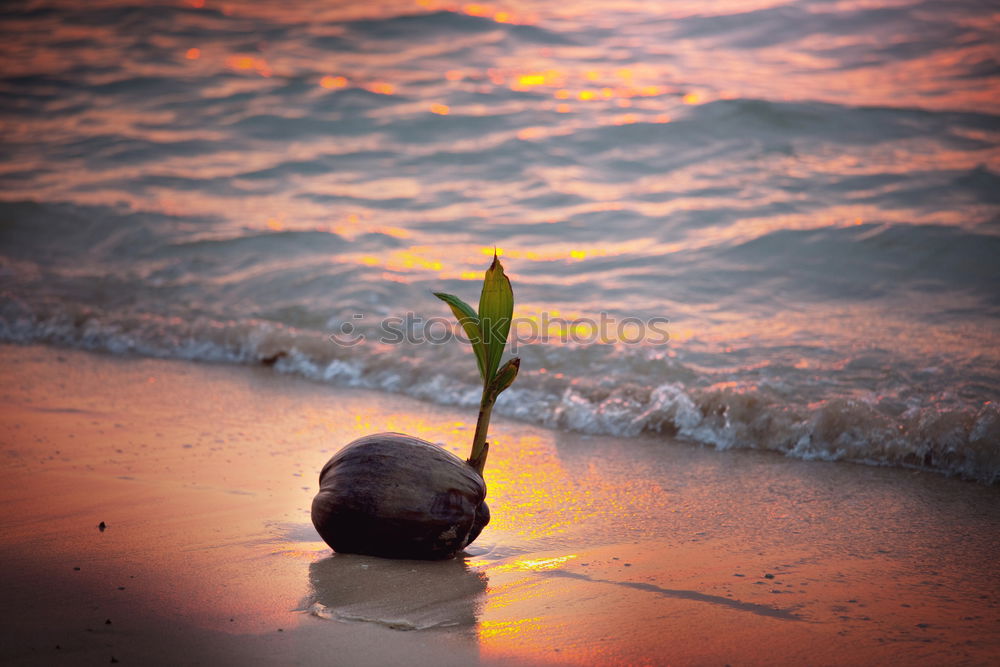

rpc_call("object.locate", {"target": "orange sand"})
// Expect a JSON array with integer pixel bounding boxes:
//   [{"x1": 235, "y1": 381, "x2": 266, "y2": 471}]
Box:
[{"x1": 1, "y1": 345, "x2": 997, "y2": 666}]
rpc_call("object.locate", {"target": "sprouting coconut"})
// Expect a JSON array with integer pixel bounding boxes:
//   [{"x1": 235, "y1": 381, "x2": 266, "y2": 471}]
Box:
[{"x1": 311, "y1": 255, "x2": 519, "y2": 559}]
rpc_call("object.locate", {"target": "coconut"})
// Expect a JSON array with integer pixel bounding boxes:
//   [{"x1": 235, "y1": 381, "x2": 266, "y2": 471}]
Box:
[{"x1": 311, "y1": 433, "x2": 490, "y2": 560}]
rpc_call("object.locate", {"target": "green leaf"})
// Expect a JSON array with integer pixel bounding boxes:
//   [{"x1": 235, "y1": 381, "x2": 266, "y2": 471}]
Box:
[
  {"x1": 478, "y1": 255, "x2": 514, "y2": 384},
  {"x1": 434, "y1": 291, "x2": 487, "y2": 381},
  {"x1": 487, "y1": 357, "x2": 520, "y2": 402}
]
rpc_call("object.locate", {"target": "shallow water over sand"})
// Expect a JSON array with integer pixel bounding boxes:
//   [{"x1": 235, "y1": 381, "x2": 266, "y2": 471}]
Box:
[{"x1": 1, "y1": 0, "x2": 999, "y2": 479}]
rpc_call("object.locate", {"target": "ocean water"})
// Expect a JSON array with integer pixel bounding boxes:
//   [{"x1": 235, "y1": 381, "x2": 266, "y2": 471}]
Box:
[{"x1": 1, "y1": 0, "x2": 998, "y2": 482}]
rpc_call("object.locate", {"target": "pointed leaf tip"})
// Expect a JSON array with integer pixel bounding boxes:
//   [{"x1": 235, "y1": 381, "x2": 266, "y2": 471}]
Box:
[{"x1": 479, "y1": 255, "x2": 514, "y2": 384}]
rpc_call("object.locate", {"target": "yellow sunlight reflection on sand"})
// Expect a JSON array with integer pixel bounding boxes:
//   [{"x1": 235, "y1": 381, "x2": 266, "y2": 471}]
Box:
[
  {"x1": 478, "y1": 617, "x2": 543, "y2": 640},
  {"x1": 489, "y1": 555, "x2": 579, "y2": 574},
  {"x1": 461, "y1": 427, "x2": 677, "y2": 665}
]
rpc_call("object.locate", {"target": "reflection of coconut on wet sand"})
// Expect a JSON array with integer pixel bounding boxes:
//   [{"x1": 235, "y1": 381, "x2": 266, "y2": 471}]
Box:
[{"x1": 305, "y1": 553, "x2": 487, "y2": 630}]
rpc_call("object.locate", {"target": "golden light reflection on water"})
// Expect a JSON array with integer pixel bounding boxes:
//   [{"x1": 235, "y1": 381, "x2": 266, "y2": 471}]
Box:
[
  {"x1": 225, "y1": 54, "x2": 272, "y2": 77},
  {"x1": 319, "y1": 74, "x2": 348, "y2": 89},
  {"x1": 365, "y1": 81, "x2": 396, "y2": 95},
  {"x1": 58, "y1": 26, "x2": 994, "y2": 232},
  {"x1": 516, "y1": 72, "x2": 557, "y2": 87},
  {"x1": 351, "y1": 246, "x2": 445, "y2": 272},
  {"x1": 339, "y1": 239, "x2": 681, "y2": 287},
  {"x1": 417, "y1": 0, "x2": 536, "y2": 25}
]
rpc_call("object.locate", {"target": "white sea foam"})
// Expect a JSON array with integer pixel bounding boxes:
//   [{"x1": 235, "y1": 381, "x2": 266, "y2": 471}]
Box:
[{"x1": 2, "y1": 301, "x2": 997, "y2": 483}]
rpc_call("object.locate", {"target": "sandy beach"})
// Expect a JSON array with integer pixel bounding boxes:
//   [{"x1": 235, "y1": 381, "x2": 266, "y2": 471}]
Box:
[{"x1": 1, "y1": 344, "x2": 997, "y2": 666}]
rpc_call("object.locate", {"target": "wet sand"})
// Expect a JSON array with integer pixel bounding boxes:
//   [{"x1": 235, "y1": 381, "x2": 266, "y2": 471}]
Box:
[{"x1": 1, "y1": 344, "x2": 997, "y2": 666}]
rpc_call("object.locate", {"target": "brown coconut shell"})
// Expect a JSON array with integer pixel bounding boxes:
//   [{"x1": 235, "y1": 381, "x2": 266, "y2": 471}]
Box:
[{"x1": 311, "y1": 432, "x2": 490, "y2": 560}]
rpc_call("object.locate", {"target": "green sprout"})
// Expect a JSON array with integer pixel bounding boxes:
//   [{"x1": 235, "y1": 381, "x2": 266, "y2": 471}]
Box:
[{"x1": 434, "y1": 254, "x2": 519, "y2": 478}]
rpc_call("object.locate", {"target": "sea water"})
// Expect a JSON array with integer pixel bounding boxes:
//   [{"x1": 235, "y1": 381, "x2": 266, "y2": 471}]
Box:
[{"x1": 1, "y1": 0, "x2": 998, "y2": 481}]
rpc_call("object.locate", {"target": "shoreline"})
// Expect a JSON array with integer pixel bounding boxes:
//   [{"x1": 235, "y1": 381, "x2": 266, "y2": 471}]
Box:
[
  {"x1": 4, "y1": 317, "x2": 994, "y2": 485},
  {"x1": 1, "y1": 344, "x2": 998, "y2": 665}
]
